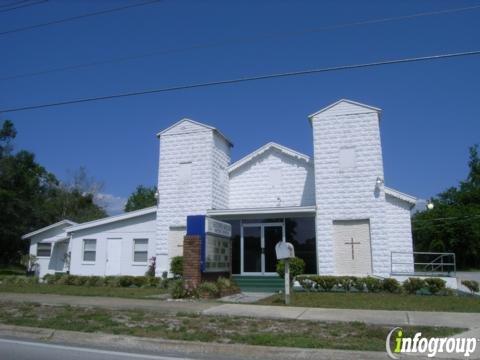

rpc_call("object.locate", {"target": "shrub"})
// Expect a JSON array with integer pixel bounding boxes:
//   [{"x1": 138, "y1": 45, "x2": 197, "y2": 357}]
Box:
[
  {"x1": 169, "y1": 279, "x2": 187, "y2": 299},
  {"x1": 104, "y1": 276, "x2": 122, "y2": 287},
  {"x1": 197, "y1": 281, "x2": 220, "y2": 299},
  {"x1": 338, "y1": 276, "x2": 355, "y2": 292},
  {"x1": 297, "y1": 276, "x2": 316, "y2": 291},
  {"x1": 276, "y1": 257, "x2": 305, "y2": 280},
  {"x1": 56, "y1": 274, "x2": 76, "y2": 285},
  {"x1": 424, "y1": 278, "x2": 446, "y2": 295},
  {"x1": 403, "y1": 277, "x2": 425, "y2": 294},
  {"x1": 118, "y1": 276, "x2": 136, "y2": 287},
  {"x1": 86, "y1": 276, "x2": 104, "y2": 287},
  {"x1": 462, "y1": 280, "x2": 479, "y2": 295},
  {"x1": 314, "y1": 276, "x2": 338, "y2": 292},
  {"x1": 145, "y1": 256, "x2": 156, "y2": 277},
  {"x1": 364, "y1": 277, "x2": 382, "y2": 293},
  {"x1": 216, "y1": 276, "x2": 240, "y2": 296},
  {"x1": 72, "y1": 276, "x2": 88, "y2": 286},
  {"x1": 170, "y1": 256, "x2": 183, "y2": 278},
  {"x1": 382, "y1": 278, "x2": 401, "y2": 293},
  {"x1": 351, "y1": 277, "x2": 365, "y2": 292}
]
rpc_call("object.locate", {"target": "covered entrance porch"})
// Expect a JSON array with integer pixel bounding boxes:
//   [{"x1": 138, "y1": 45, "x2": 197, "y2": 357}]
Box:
[{"x1": 207, "y1": 206, "x2": 317, "y2": 290}]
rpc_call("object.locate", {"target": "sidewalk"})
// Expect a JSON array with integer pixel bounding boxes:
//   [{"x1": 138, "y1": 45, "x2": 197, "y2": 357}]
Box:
[{"x1": 1, "y1": 292, "x2": 480, "y2": 329}]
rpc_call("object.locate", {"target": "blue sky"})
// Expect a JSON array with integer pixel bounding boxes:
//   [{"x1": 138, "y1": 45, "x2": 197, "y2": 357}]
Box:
[{"x1": 1, "y1": 0, "x2": 479, "y2": 214}]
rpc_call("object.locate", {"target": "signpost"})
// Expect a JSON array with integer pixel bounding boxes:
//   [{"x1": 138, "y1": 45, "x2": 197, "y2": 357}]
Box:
[{"x1": 275, "y1": 242, "x2": 295, "y2": 305}]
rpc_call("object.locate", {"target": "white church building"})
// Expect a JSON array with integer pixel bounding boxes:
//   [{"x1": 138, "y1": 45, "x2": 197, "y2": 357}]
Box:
[{"x1": 24, "y1": 99, "x2": 417, "y2": 280}]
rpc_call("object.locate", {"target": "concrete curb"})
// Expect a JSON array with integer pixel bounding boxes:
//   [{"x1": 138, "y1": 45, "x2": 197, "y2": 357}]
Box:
[{"x1": 0, "y1": 324, "x2": 390, "y2": 360}]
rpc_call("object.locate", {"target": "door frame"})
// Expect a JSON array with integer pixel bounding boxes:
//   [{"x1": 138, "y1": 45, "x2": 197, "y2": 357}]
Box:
[
  {"x1": 105, "y1": 238, "x2": 122, "y2": 276},
  {"x1": 240, "y1": 222, "x2": 285, "y2": 275}
]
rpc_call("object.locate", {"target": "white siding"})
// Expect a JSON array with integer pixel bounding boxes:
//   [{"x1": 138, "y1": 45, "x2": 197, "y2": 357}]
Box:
[
  {"x1": 29, "y1": 226, "x2": 71, "y2": 278},
  {"x1": 156, "y1": 119, "x2": 231, "y2": 274},
  {"x1": 229, "y1": 148, "x2": 315, "y2": 208},
  {"x1": 69, "y1": 213, "x2": 156, "y2": 276},
  {"x1": 311, "y1": 100, "x2": 390, "y2": 277}
]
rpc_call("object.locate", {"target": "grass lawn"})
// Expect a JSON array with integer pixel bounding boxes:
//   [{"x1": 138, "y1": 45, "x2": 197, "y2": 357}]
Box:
[
  {"x1": 0, "y1": 301, "x2": 464, "y2": 352},
  {"x1": 0, "y1": 283, "x2": 168, "y2": 299},
  {"x1": 257, "y1": 292, "x2": 480, "y2": 313}
]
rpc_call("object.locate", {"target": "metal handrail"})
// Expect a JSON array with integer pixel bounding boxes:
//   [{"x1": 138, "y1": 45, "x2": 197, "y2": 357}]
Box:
[{"x1": 390, "y1": 251, "x2": 456, "y2": 277}]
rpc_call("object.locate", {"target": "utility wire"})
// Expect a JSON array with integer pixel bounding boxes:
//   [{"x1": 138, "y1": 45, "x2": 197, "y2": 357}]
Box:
[
  {"x1": 0, "y1": 0, "x2": 29, "y2": 9},
  {"x1": 2, "y1": 3, "x2": 480, "y2": 81},
  {"x1": 0, "y1": 0, "x2": 161, "y2": 36},
  {"x1": 0, "y1": 0, "x2": 47, "y2": 13},
  {"x1": 1, "y1": 49, "x2": 479, "y2": 114}
]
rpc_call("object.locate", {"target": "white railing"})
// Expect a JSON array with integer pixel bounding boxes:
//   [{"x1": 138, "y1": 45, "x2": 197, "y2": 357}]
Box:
[{"x1": 391, "y1": 251, "x2": 456, "y2": 277}]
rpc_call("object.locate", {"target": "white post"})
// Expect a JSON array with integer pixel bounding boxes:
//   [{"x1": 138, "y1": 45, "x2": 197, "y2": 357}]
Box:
[{"x1": 284, "y1": 260, "x2": 290, "y2": 305}]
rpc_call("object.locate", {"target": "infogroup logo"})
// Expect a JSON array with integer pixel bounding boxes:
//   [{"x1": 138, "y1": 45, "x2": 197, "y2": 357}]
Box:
[{"x1": 386, "y1": 327, "x2": 477, "y2": 359}]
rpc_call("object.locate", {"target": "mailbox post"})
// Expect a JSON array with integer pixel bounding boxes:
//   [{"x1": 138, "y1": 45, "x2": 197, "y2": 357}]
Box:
[{"x1": 275, "y1": 242, "x2": 295, "y2": 305}]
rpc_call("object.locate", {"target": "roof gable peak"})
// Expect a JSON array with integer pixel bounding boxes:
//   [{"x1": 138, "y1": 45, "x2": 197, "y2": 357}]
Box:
[{"x1": 308, "y1": 99, "x2": 382, "y2": 119}]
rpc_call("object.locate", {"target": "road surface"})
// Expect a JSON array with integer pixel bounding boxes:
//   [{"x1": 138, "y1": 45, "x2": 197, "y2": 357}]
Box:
[{"x1": 0, "y1": 337, "x2": 198, "y2": 360}]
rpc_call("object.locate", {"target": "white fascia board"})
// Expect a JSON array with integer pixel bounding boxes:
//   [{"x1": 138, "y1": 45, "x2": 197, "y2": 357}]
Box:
[
  {"x1": 156, "y1": 118, "x2": 233, "y2": 147},
  {"x1": 207, "y1": 205, "x2": 317, "y2": 217},
  {"x1": 308, "y1": 98, "x2": 382, "y2": 119},
  {"x1": 67, "y1": 206, "x2": 157, "y2": 233},
  {"x1": 384, "y1": 186, "x2": 417, "y2": 206},
  {"x1": 228, "y1": 142, "x2": 311, "y2": 173},
  {"x1": 21, "y1": 220, "x2": 77, "y2": 240}
]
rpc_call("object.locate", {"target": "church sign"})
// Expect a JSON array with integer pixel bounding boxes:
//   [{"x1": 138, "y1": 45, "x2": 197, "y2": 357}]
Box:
[{"x1": 186, "y1": 215, "x2": 232, "y2": 273}]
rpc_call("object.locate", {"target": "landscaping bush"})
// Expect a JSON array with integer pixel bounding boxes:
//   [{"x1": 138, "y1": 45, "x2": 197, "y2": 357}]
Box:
[
  {"x1": 403, "y1": 278, "x2": 425, "y2": 294},
  {"x1": 462, "y1": 280, "x2": 479, "y2": 295},
  {"x1": 170, "y1": 256, "x2": 183, "y2": 278},
  {"x1": 364, "y1": 277, "x2": 383, "y2": 293},
  {"x1": 0, "y1": 275, "x2": 38, "y2": 285},
  {"x1": 86, "y1": 276, "x2": 104, "y2": 287},
  {"x1": 314, "y1": 276, "x2": 338, "y2": 292},
  {"x1": 382, "y1": 278, "x2": 401, "y2": 293},
  {"x1": 297, "y1": 275, "x2": 316, "y2": 291},
  {"x1": 169, "y1": 279, "x2": 185, "y2": 299},
  {"x1": 338, "y1": 276, "x2": 355, "y2": 292},
  {"x1": 145, "y1": 256, "x2": 156, "y2": 277},
  {"x1": 351, "y1": 277, "x2": 365, "y2": 292},
  {"x1": 276, "y1": 257, "x2": 305, "y2": 281},
  {"x1": 216, "y1": 277, "x2": 240, "y2": 296},
  {"x1": 197, "y1": 281, "x2": 220, "y2": 299},
  {"x1": 424, "y1": 278, "x2": 446, "y2": 295}
]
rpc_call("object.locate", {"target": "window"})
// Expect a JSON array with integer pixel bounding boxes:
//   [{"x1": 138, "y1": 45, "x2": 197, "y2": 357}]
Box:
[
  {"x1": 339, "y1": 147, "x2": 356, "y2": 171},
  {"x1": 133, "y1": 239, "x2": 148, "y2": 263},
  {"x1": 37, "y1": 243, "x2": 51, "y2": 257},
  {"x1": 83, "y1": 239, "x2": 96, "y2": 262},
  {"x1": 269, "y1": 167, "x2": 282, "y2": 189}
]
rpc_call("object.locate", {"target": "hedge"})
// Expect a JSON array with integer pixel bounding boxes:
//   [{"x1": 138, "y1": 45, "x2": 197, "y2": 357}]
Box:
[
  {"x1": 41, "y1": 274, "x2": 164, "y2": 288},
  {"x1": 296, "y1": 275, "x2": 449, "y2": 295}
]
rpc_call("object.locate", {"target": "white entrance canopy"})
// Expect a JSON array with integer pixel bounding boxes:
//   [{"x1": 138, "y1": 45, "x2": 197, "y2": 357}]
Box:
[{"x1": 207, "y1": 205, "x2": 316, "y2": 219}]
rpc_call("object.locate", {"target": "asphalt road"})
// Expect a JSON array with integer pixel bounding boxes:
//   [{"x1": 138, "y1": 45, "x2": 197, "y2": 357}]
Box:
[{"x1": 0, "y1": 338, "x2": 197, "y2": 360}]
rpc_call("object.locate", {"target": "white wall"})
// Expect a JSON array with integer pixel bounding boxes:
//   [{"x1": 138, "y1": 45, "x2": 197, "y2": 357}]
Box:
[
  {"x1": 311, "y1": 100, "x2": 390, "y2": 277},
  {"x1": 69, "y1": 212, "x2": 156, "y2": 276},
  {"x1": 29, "y1": 226, "x2": 70, "y2": 278},
  {"x1": 229, "y1": 147, "x2": 315, "y2": 208},
  {"x1": 385, "y1": 194, "x2": 415, "y2": 274},
  {"x1": 155, "y1": 119, "x2": 231, "y2": 274}
]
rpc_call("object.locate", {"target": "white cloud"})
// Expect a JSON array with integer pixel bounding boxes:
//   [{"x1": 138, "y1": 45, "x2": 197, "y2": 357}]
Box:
[{"x1": 94, "y1": 193, "x2": 127, "y2": 215}]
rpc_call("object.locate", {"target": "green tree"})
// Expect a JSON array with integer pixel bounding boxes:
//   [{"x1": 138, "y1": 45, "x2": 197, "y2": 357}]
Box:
[
  {"x1": 124, "y1": 185, "x2": 157, "y2": 212},
  {"x1": 413, "y1": 144, "x2": 480, "y2": 269},
  {"x1": 0, "y1": 120, "x2": 107, "y2": 264}
]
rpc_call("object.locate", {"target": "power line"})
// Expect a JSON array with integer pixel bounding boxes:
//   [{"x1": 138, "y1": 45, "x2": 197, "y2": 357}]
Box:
[
  {"x1": 0, "y1": 0, "x2": 47, "y2": 14},
  {"x1": 0, "y1": 0, "x2": 29, "y2": 9},
  {"x1": 1, "y1": 49, "x2": 479, "y2": 114},
  {"x1": 2, "y1": 3, "x2": 480, "y2": 81},
  {"x1": 0, "y1": 0, "x2": 161, "y2": 36}
]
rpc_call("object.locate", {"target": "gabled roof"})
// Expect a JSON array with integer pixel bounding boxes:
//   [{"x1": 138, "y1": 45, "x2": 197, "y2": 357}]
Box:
[
  {"x1": 228, "y1": 142, "x2": 311, "y2": 173},
  {"x1": 308, "y1": 99, "x2": 382, "y2": 119},
  {"x1": 156, "y1": 118, "x2": 233, "y2": 147},
  {"x1": 385, "y1": 186, "x2": 417, "y2": 207},
  {"x1": 21, "y1": 219, "x2": 77, "y2": 240},
  {"x1": 67, "y1": 206, "x2": 157, "y2": 233}
]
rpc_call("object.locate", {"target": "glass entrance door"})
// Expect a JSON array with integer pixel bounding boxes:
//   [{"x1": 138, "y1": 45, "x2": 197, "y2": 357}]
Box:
[{"x1": 242, "y1": 223, "x2": 284, "y2": 275}]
